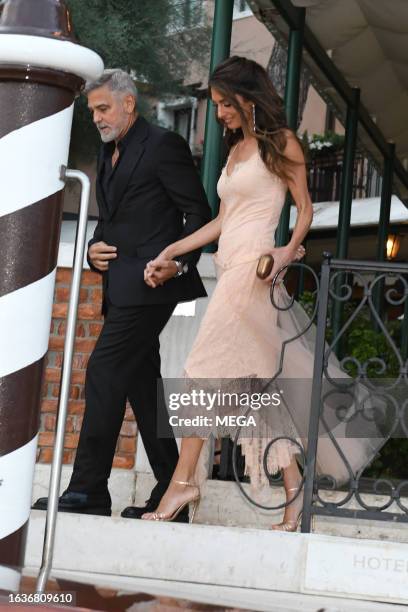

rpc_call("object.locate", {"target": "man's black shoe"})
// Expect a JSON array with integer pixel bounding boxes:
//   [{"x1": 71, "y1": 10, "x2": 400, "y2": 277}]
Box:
[
  {"x1": 121, "y1": 499, "x2": 189, "y2": 522},
  {"x1": 32, "y1": 491, "x2": 111, "y2": 516}
]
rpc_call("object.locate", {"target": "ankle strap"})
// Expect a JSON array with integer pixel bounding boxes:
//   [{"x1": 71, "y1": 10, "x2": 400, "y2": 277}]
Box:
[{"x1": 172, "y1": 479, "x2": 197, "y2": 487}]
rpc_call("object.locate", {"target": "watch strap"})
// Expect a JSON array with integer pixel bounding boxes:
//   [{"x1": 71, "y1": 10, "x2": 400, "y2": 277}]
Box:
[{"x1": 174, "y1": 260, "x2": 183, "y2": 277}]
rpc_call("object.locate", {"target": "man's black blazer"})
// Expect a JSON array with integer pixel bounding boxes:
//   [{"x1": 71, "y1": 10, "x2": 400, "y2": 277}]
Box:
[{"x1": 88, "y1": 116, "x2": 212, "y2": 309}]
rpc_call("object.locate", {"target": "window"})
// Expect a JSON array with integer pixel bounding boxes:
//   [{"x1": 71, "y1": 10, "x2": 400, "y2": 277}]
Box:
[
  {"x1": 233, "y1": 0, "x2": 252, "y2": 19},
  {"x1": 157, "y1": 97, "x2": 197, "y2": 150}
]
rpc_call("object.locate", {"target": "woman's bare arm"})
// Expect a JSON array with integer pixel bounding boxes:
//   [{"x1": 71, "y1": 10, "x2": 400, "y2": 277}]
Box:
[
  {"x1": 163, "y1": 200, "x2": 225, "y2": 260},
  {"x1": 285, "y1": 131, "x2": 314, "y2": 250},
  {"x1": 145, "y1": 201, "x2": 225, "y2": 287},
  {"x1": 266, "y1": 131, "x2": 313, "y2": 283}
]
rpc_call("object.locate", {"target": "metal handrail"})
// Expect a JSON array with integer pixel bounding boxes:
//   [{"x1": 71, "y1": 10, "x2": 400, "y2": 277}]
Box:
[
  {"x1": 36, "y1": 167, "x2": 91, "y2": 593},
  {"x1": 325, "y1": 256, "x2": 408, "y2": 274}
]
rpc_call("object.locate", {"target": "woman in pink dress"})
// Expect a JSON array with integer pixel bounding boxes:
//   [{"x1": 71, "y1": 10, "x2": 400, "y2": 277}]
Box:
[{"x1": 141, "y1": 56, "x2": 313, "y2": 530}]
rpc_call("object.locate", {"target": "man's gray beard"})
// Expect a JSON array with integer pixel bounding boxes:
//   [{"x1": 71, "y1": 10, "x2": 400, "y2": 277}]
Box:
[{"x1": 98, "y1": 126, "x2": 120, "y2": 143}]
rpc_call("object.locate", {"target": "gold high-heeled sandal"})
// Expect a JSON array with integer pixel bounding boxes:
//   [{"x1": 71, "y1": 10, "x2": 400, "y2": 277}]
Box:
[
  {"x1": 272, "y1": 486, "x2": 303, "y2": 532},
  {"x1": 150, "y1": 480, "x2": 201, "y2": 524}
]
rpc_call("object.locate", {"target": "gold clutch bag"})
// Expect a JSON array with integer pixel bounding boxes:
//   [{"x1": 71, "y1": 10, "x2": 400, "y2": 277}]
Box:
[{"x1": 256, "y1": 254, "x2": 274, "y2": 279}]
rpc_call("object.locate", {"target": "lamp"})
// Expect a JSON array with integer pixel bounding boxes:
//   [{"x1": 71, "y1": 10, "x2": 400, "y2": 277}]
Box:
[{"x1": 386, "y1": 234, "x2": 401, "y2": 260}]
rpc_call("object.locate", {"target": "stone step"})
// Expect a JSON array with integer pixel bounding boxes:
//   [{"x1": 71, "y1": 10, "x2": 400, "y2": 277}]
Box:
[
  {"x1": 134, "y1": 472, "x2": 408, "y2": 544},
  {"x1": 32, "y1": 466, "x2": 408, "y2": 544},
  {"x1": 26, "y1": 510, "x2": 408, "y2": 607}
]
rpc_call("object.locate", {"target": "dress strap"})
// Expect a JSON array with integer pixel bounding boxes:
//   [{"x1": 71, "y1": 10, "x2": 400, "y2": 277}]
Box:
[
  {"x1": 225, "y1": 142, "x2": 240, "y2": 176},
  {"x1": 228, "y1": 143, "x2": 239, "y2": 159}
]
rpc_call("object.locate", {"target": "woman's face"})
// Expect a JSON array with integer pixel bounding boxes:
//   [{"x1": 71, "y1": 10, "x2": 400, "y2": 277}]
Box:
[{"x1": 211, "y1": 87, "x2": 252, "y2": 131}]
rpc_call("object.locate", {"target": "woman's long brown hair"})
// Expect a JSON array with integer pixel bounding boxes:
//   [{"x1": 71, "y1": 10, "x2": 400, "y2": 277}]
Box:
[{"x1": 209, "y1": 55, "x2": 300, "y2": 182}]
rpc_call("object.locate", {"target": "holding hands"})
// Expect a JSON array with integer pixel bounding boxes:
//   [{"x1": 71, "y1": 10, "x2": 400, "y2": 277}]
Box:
[
  {"x1": 143, "y1": 243, "x2": 306, "y2": 289},
  {"x1": 144, "y1": 253, "x2": 178, "y2": 288},
  {"x1": 88, "y1": 241, "x2": 178, "y2": 286}
]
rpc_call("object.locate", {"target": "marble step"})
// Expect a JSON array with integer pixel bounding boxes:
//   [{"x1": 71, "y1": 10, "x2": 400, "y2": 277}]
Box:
[
  {"x1": 25, "y1": 510, "x2": 408, "y2": 607},
  {"x1": 32, "y1": 465, "x2": 408, "y2": 543},
  {"x1": 134, "y1": 472, "x2": 408, "y2": 544}
]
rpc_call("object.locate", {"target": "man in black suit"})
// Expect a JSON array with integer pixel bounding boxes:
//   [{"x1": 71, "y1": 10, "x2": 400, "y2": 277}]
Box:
[{"x1": 34, "y1": 69, "x2": 211, "y2": 520}]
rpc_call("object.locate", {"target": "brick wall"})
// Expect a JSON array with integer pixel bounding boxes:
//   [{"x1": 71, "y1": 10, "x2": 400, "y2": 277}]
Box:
[{"x1": 38, "y1": 268, "x2": 137, "y2": 469}]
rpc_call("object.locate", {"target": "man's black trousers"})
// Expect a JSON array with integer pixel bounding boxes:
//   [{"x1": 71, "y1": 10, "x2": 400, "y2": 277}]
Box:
[{"x1": 68, "y1": 299, "x2": 179, "y2": 503}]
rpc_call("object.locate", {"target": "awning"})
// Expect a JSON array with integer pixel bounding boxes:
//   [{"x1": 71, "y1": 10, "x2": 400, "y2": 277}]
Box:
[
  {"x1": 250, "y1": 0, "x2": 408, "y2": 199},
  {"x1": 290, "y1": 195, "x2": 408, "y2": 231}
]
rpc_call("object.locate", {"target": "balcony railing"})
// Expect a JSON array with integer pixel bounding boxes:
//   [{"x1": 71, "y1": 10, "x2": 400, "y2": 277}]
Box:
[
  {"x1": 307, "y1": 151, "x2": 382, "y2": 202},
  {"x1": 221, "y1": 256, "x2": 408, "y2": 530}
]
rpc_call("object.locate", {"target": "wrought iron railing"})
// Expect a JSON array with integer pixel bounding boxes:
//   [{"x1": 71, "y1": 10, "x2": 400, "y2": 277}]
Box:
[
  {"x1": 223, "y1": 255, "x2": 408, "y2": 531},
  {"x1": 307, "y1": 152, "x2": 381, "y2": 202}
]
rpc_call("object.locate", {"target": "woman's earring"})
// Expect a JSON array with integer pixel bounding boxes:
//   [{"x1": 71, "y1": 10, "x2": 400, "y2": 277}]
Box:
[
  {"x1": 252, "y1": 104, "x2": 256, "y2": 133},
  {"x1": 252, "y1": 103, "x2": 280, "y2": 136}
]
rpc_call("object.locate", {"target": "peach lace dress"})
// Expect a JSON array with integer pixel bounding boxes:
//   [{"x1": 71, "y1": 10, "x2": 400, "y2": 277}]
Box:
[{"x1": 183, "y1": 147, "x2": 383, "y2": 495}]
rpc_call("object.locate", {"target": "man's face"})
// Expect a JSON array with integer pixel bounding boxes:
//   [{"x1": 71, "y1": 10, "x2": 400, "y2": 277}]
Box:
[{"x1": 87, "y1": 85, "x2": 136, "y2": 143}]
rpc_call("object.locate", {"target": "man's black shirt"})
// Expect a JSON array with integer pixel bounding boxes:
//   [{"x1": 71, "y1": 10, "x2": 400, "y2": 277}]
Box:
[{"x1": 100, "y1": 119, "x2": 139, "y2": 213}]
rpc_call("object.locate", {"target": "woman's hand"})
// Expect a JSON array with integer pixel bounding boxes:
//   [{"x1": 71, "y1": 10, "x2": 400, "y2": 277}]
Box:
[
  {"x1": 262, "y1": 244, "x2": 305, "y2": 285},
  {"x1": 144, "y1": 251, "x2": 176, "y2": 288},
  {"x1": 294, "y1": 244, "x2": 306, "y2": 261}
]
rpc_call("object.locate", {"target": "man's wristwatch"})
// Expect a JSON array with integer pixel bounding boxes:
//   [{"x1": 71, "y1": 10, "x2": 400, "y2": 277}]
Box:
[{"x1": 174, "y1": 260, "x2": 189, "y2": 277}]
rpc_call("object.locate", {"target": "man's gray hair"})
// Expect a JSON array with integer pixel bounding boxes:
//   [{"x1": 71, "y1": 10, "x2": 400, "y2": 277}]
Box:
[{"x1": 84, "y1": 69, "x2": 138, "y2": 98}]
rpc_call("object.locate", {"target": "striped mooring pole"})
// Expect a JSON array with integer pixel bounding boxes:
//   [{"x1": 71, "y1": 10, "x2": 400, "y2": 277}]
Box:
[{"x1": 0, "y1": 0, "x2": 103, "y2": 592}]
